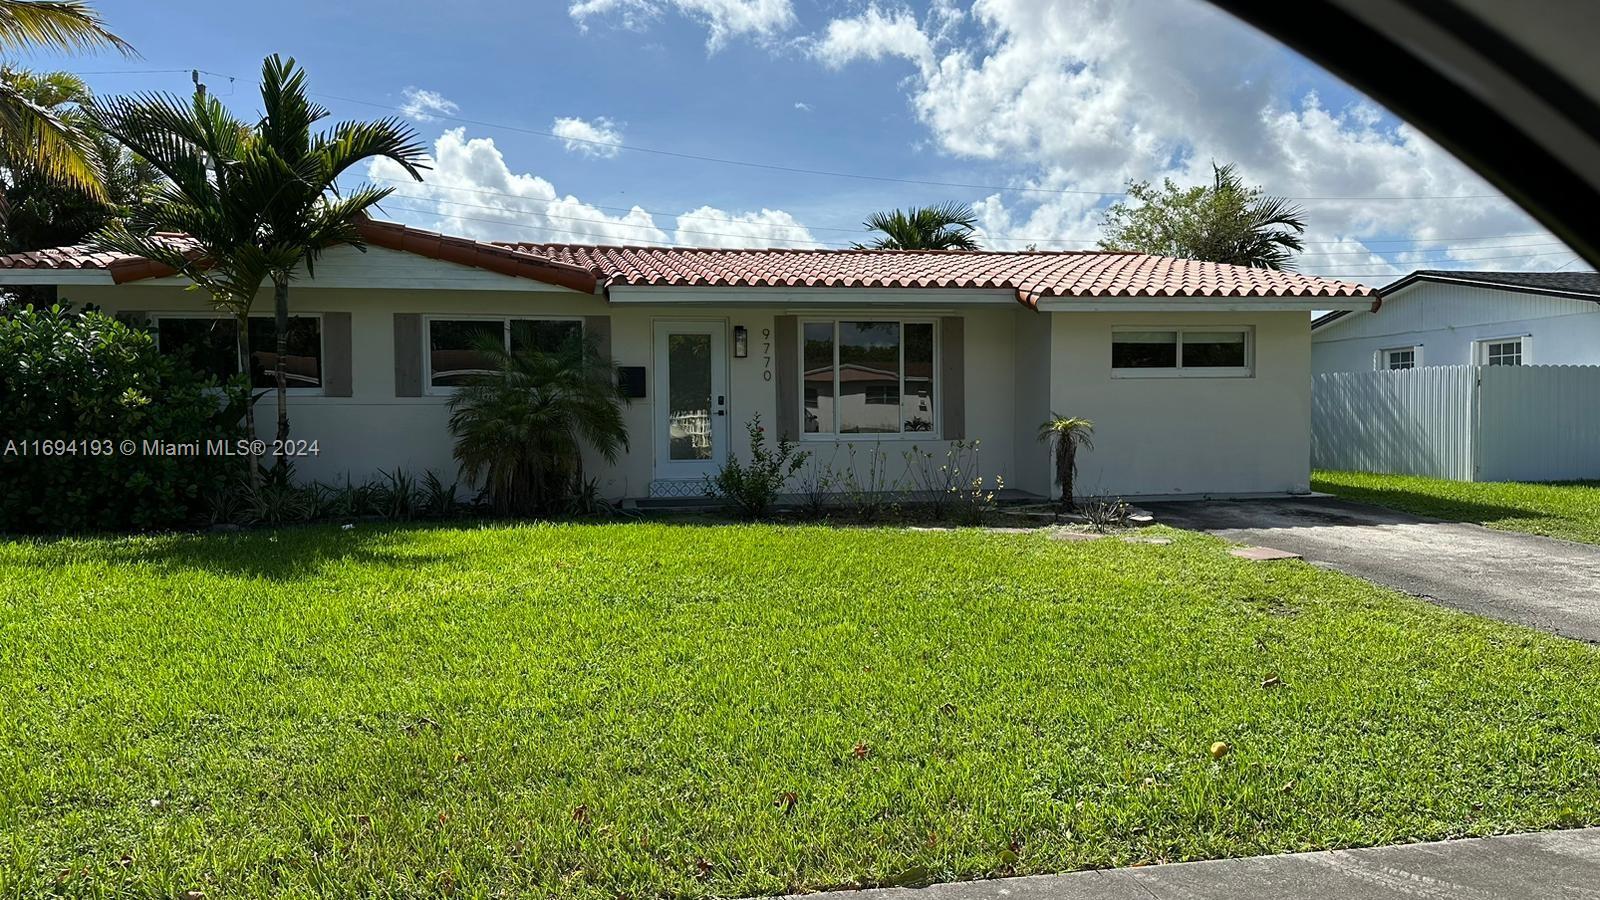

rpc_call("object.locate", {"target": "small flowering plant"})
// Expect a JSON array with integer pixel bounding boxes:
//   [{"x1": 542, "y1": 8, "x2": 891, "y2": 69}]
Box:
[{"x1": 706, "y1": 413, "x2": 809, "y2": 518}]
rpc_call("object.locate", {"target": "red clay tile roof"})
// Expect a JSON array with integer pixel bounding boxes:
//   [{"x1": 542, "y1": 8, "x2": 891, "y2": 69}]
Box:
[
  {"x1": 0, "y1": 221, "x2": 599, "y2": 293},
  {"x1": 0, "y1": 220, "x2": 1374, "y2": 305},
  {"x1": 499, "y1": 243, "x2": 1373, "y2": 306}
]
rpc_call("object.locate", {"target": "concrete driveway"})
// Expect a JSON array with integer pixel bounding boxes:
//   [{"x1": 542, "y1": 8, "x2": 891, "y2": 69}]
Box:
[{"x1": 1144, "y1": 496, "x2": 1600, "y2": 643}]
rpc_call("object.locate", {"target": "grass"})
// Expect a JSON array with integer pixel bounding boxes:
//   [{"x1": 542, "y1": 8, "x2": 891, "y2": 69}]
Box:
[
  {"x1": 1313, "y1": 470, "x2": 1600, "y2": 545},
  {"x1": 4, "y1": 522, "x2": 1600, "y2": 898}
]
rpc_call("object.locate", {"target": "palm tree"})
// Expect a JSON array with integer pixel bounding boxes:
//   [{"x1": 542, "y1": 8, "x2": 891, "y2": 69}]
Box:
[
  {"x1": 0, "y1": 70, "x2": 159, "y2": 253},
  {"x1": 448, "y1": 335, "x2": 630, "y2": 516},
  {"x1": 1037, "y1": 414, "x2": 1094, "y2": 512},
  {"x1": 88, "y1": 55, "x2": 427, "y2": 471},
  {"x1": 0, "y1": 1, "x2": 132, "y2": 202},
  {"x1": 856, "y1": 201, "x2": 981, "y2": 250},
  {"x1": 1206, "y1": 163, "x2": 1307, "y2": 271}
]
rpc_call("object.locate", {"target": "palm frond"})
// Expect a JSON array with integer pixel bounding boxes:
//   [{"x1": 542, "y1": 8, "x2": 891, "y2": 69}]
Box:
[
  {"x1": 0, "y1": 0, "x2": 134, "y2": 56},
  {"x1": 0, "y1": 75, "x2": 104, "y2": 200}
]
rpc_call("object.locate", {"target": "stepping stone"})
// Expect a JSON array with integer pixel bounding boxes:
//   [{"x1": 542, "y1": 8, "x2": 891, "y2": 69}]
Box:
[
  {"x1": 1050, "y1": 530, "x2": 1104, "y2": 541},
  {"x1": 1122, "y1": 535, "x2": 1172, "y2": 545},
  {"x1": 1230, "y1": 546, "x2": 1302, "y2": 561}
]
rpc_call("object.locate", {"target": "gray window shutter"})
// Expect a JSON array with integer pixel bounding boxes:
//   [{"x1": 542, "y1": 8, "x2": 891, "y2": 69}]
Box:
[
  {"x1": 394, "y1": 313, "x2": 423, "y2": 397},
  {"x1": 939, "y1": 317, "x2": 965, "y2": 440},
  {"x1": 321, "y1": 312, "x2": 352, "y2": 397},
  {"x1": 584, "y1": 315, "x2": 612, "y2": 361},
  {"x1": 774, "y1": 315, "x2": 799, "y2": 440}
]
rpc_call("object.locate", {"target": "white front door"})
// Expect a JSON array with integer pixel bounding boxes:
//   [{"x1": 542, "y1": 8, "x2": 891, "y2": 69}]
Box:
[{"x1": 653, "y1": 321, "x2": 729, "y2": 482}]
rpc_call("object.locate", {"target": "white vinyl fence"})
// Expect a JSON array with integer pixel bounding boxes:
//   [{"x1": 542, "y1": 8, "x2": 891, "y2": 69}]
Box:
[{"x1": 1313, "y1": 364, "x2": 1600, "y2": 482}]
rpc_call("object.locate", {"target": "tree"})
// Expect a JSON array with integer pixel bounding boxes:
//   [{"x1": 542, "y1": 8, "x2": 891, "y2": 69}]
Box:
[
  {"x1": 856, "y1": 201, "x2": 980, "y2": 250},
  {"x1": 1098, "y1": 163, "x2": 1307, "y2": 270},
  {"x1": 0, "y1": 70, "x2": 159, "y2": 256},
  {"x1": 1037, "y1": 414, "x2": 1094, "y2": 511},
  {"x1": 0, "y1": 1, "x2": 132, "y2": 202},
  {"x1": 448, "y1": 334, "x2": 630, "y2": 516},
  {"x1": 88, "y1": 54, "x2": 427, "y2": 475}
]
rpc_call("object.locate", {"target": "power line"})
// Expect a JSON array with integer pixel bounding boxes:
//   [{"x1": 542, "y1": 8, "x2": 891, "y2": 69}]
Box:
[
  {"x1": 79, "y1": 66, "x2": 1525, "y2": 203},
  {"x1": 313, "y1": 91, "x2": 1515, "y2": 203}
]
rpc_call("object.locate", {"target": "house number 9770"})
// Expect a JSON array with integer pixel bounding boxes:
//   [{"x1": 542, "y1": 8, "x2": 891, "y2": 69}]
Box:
[{"x1": 761, "y1": 328, "x2": 773, "y2": 381}]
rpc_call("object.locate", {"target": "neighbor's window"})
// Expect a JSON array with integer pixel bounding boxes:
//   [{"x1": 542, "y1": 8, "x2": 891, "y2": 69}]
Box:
[
  {"x1": 1380, "y1": 347, "x2": 1417, "y2": 370},
  {"x1": 428, "y1": 317, "x2": 582, "y2": 388},
  {"x1": 803, "y1": 319, "x2": 935, "y2": 435},
  {"x1": 1111, "y1": 327, "x2": 1251, "y2": 376},
  {"x1": 1480, "y1": 337, "x2": 1524, "y2": 366},
  {"x1": 156, "y1": 315, "x2": 323, "y2": 389}
]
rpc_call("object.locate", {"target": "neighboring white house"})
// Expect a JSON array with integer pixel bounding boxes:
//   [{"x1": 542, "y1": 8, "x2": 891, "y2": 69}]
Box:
[
  {"x1": 0, "y1": 219, "x2": 1374, "y2": 501},
  {"x1": 1312, "y1": 270, "x2": 1600, "y2": 373}
]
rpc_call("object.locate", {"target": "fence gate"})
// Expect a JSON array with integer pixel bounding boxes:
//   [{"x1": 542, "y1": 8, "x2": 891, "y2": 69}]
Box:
[{"x1": 1312, "y1": 364, "x2": 1600, "y2": 482}]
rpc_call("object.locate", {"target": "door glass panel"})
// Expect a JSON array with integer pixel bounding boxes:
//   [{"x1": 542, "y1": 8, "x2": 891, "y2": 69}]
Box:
[
  {"x1": 667, "y1": 332, "x2": 713, "y2": 460},
  {"x1": 838, "y1": 321, "x2": 900, "y2": 434}
]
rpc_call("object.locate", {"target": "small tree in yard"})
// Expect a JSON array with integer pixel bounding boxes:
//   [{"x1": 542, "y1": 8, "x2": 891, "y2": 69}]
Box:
[
  {"x1": 87, "y1": 54, "x2": 428, "y2": 474},
  {"x1": 707, "y1": 414, "x2": 809, "y2": 518},
  {"x1": 1037, "y1": 414, "x2": 1094, "y2": 512}
]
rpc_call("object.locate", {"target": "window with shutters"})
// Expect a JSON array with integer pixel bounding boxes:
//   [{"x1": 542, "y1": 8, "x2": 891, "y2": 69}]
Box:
[
  {"x1": 424, "y1": 316, "x2": 583, "y2": 391},
  {"x1": 154, "y1": 313, "x2": 325, "y2": 392},
  {"x1": 800, "y1": 319, "x2": 937, "y2": 436}
]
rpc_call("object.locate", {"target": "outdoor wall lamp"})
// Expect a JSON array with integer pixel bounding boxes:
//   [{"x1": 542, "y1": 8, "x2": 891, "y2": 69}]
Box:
[{"x1": 734, "y1": 325, "x2": 749, "y2": 358}]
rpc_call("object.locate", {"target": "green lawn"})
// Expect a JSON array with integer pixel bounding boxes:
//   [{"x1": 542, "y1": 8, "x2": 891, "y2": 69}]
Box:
[
  {"x1": 1313, "y1": 470, "x2": 1600, "y2": 545},
  {"x1": 5, "y1": 522, "x2": 1600, "y2": 898}
]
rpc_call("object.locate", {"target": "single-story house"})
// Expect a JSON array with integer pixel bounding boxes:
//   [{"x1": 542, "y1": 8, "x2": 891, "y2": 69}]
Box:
[
  {"x1": 1312, "y1": 270, "x2": 1600, "y2": 373},
  {"x1": 0, "y1": 219, "x2": 1373, "y2": 501}
]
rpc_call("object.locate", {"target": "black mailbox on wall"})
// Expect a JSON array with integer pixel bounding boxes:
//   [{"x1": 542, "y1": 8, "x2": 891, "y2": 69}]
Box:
[{"x1": 618, "y1": 366, "x2": 647, "y2": 398}]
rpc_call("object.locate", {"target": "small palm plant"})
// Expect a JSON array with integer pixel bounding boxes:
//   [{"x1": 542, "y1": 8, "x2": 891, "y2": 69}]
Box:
[
  {"x1": 448, "y1": 334, "x2": 629, "y2": 516},
  {"x1": 1037, "y1": 414, "x2": 1094, "y2": 512}
]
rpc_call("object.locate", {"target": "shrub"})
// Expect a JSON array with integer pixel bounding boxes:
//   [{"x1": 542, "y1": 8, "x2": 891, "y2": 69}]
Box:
[
  {"x1": 903, "y1": 439, "x2": 1003, "y2": 524},
  {"x1": 448, "y1": 333, "x2": 629, "y2": 516},
  {"x1": 0, "y1": 305, "x2": 248, "y2": 533},
  {"x1": 706, "y1": 414, "x2": 809, "y2": 518}
]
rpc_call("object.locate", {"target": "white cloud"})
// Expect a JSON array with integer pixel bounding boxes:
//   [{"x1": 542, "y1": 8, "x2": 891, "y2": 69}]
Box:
[
  {"x1": 794, "y1": 101, "x2": 813, "y2": 112},
  {"x1": 570, "y1": 0, "x2": 795, "y2": 50},
  {"x1": 551, "y1": 116, "x2": 624, "y2": 158},
  {"x1": 673, "y1": 206, "x2": 818, "y2": 247},
  {"x1": 810, "y1": 0, "x2": 1571, "y2": 281},
  {"x1": 811, "y1": 6, "x2": 934, "y2": 75},
  {"x1": 366, "y1": 128, "x2": 818, "y2": 249},
  {"x1": 397, "y1": 87, "x2": 458, "y2": 122}
]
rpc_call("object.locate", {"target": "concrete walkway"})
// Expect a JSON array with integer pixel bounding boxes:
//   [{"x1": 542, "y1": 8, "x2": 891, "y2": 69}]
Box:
[
  {"x1": 787, "y1": 829, "x2": 1600, "y2": 899},
  {"x1": 1144, "y1": 497, "x2": 1600, "y2": 643}
]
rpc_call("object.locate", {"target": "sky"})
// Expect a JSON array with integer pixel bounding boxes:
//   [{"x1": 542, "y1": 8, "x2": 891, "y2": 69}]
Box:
[{"x1": 25, "y1": 0, "x2": 1593, "y2": 285}]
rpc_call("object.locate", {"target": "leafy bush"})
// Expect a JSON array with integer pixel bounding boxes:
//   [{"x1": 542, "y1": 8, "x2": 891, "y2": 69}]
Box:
[
  {"x1": 836, "y1": 442, "x2": 908, "y2": 522},
  {"x1": 706, "y1": 414, "x2": 809, "y2": 518},
  {"x1": 1082, "y1": 496, "x2": 1133, "y2": 532},
  {"x1": 0, "y1": 305, "x2": 248, "y2": 533}
]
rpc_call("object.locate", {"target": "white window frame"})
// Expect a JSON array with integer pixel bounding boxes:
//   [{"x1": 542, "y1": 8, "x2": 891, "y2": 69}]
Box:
[
  {"x1": 1379, "y1": 345, "x2": 1422, "y2": 370},
  {"x1": 798, "y1": 317, "x2": 940, "y2": 440},
  {"x1": 1110, "y1": 326, "x2": 1254, "y2": 378},
  {"x1": 152, "y1": 311, "x2": 327, "y2": 396},
  {"x1": 422, "y1": 314, "x2": 585, "y2": 395},
  {"x1": 1475, "y1": 335, "x2": 1529, "y2": 367}
]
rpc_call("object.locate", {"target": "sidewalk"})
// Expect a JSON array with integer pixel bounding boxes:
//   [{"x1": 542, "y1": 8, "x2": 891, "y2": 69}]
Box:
[{"x1": 784, "y1": 828, "x2": 1600, "y2": 900}]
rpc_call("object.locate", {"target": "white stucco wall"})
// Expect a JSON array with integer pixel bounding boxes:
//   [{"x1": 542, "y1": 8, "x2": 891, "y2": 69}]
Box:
[
  {"x1": 1312, "y1": 283, "x2": 1600, "y2": 373},
  {"x1": 1048, "y1": 311, "x2": 1314, "y2": 498},
  {"x1": 61, "y1": 277, "x2": 1026, "y2": 499}
]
